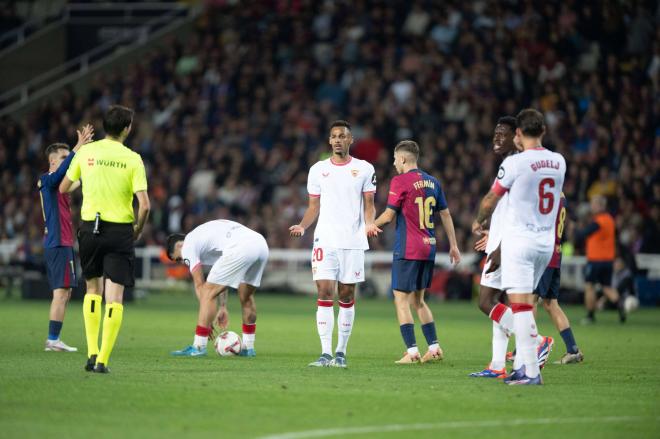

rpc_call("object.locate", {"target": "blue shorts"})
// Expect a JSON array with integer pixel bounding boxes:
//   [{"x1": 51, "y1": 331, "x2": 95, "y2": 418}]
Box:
[
  {"x1": 44, "y1": 247, "x2": 77, "y2": 290},
  {"x1": 584, "y1": 261, "x2": 613, "y2": 287},
  {"x1": 392, "y1": 259, "x2": 435, "y2": 293},
  {"x1": 534, "y1": 267, "x2": 560, "y2": 300}
]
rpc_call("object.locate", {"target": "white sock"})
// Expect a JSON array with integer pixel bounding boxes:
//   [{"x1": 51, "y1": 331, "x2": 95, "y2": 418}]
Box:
[
  {"x1": 428, "y1": 343, "x2": 440, "y2": 352},
  {"x1": 513, "y1": 307, "x2": 540, "y2": 378},
  {"x1": 490, "y1": 321, "x2": 509, "y2": 370},
  {"x1": 193, "y1": 335, "x2": 208, "y2": 349},
  {"x1": 242, "y1": 334, "x2": 255, "y2": 349},
  {"x1": 489, "y1": 303, "x2": 513, "y2": 337},
  {"x1": 335, "y1": 300, "x2": 355, "y2": 354},
  {"x1": 499, "y1": 308, "x2": 514, "y2": 337},
  {"x1": 242, "y1": 323, "x2": 256, "y2": 350},
  {"x1": 316, "y1": 300, "x2": 334, "y2": 355},
  {"x1": 407, "y1": 346, "x2": 419, "y2": 356}
]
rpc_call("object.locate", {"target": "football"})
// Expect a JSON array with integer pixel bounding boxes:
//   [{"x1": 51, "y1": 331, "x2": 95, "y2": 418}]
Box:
[{"x1": 214, "y1": 331, "x2": 242, "y2": 356}]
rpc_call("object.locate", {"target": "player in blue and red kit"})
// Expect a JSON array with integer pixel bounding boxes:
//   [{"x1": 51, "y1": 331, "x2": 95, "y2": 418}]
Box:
[
  {"x1": 534, "y1": 193, "x2": 583, "y2": 364},
  {"x1": 38, "y1": 124, "x2": 94, "y2": 351},
  {"x1": 371, "y1": 140, "x2": 461, "y2": 364}
]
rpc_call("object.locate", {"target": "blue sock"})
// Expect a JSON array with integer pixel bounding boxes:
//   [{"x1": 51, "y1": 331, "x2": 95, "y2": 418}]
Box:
[
  {"x1": 560, "y1": 328, "x2": 579, "y2": 354},
  {"x1": 48, "y1": 320, "x2": 63, "y2": 341},
  {"x1": 399, "y1": 323, "x2": 417, "y2": 349},
  {"x1": 421, "y1": 322, "x2": 438, "y2": 346}
]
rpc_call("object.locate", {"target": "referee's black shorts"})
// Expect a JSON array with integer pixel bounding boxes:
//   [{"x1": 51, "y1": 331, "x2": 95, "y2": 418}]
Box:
[{"x1": 78, "y1": 220, "x2": 135, "y2": 287}]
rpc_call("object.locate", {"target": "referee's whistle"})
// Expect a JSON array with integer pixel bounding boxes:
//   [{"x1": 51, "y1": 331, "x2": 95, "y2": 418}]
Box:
[{"x1": 93, "y1": 212, "x2": 101, "y2": 235}]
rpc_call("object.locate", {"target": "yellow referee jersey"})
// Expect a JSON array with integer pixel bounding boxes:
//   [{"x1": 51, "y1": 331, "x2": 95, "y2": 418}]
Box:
[{"x1": 66, "y1": 139, "x2": 147, "y2": 223}]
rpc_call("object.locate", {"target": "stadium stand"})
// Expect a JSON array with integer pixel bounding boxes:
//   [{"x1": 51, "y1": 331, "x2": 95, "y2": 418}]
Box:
[{"x1": 0, "y1": 1, "x2": 658, "y2": 276}]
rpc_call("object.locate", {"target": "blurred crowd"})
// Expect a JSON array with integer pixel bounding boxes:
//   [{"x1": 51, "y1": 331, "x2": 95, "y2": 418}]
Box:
[{"x1": 1, "y1": 0, "x2": 659, "y2": 269}]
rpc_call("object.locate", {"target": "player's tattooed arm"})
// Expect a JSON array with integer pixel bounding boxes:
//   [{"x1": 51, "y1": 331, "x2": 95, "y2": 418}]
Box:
[
  {"x1": 472, "y1": 189, "x2": 502, "y2": 235},
  {"x1": 289, "y1": 196, "x2": 320, "y2": 237}
]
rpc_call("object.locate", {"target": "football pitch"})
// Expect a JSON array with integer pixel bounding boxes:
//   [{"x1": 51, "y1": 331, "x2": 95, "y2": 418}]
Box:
[{"x1": 1, "y1": 292, "x2": 659, "y2": 439}]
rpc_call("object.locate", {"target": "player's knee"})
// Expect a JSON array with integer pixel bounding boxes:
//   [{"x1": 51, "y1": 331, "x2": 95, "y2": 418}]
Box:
[
  {"x1": 394, "y1": 293, "x2": 410, "y2": 310},
  {"x1": 239, "y1": 292, "x2": 254, "y2": 307},
  {"x1": 337, "y1": 287, "x2": 354, "y2": 302},
  {"x1": 411, "y1": 296, "x2": 425, "y2": 310},
  {"x1": 201, "y1": 285, "x2": 220, "y2": 301},
  {"x1": 53, "y1": 289, "x2": 71, "y2": 302},
  {"x1": 317, "y1": 288, "x2": 333, "y2": 300}
]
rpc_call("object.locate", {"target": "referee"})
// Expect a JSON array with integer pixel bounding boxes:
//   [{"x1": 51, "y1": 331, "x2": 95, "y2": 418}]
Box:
[{"x1": 59, "y1": 105, "x2": 150, "y2": 373}]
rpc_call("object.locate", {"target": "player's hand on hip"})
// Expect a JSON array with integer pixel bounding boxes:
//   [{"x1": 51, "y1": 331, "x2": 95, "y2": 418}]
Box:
[
  {"x1": 366, "y1": 223, "x2": 382, "y2": 237},
  {"x1": 449, "y1": 246, "x2": 461, "y2": 266},
  {"x1": 289, "y1": 225, "x2": 305, "y2": 237},
  {"x1": 474, "y1": 232, "x2": 489, "y2": 252},
  {"x1": 485, "y1": 246, "x2": 501, "y2": 274}
]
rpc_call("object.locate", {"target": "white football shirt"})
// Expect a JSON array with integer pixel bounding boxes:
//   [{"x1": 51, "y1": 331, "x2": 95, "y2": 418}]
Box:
[
  {"x1": 485, "y1": 192, "x2": 508, "y2": 254},
  {"x1": 492, "y1": 147, "x2": 566, "y2": 249},
  {"x1": 307, "y1": 156, "x2": 377, "y2": 249},
  {"x1": 181, "y1": 220, "x2": 261, "y2": 272}
]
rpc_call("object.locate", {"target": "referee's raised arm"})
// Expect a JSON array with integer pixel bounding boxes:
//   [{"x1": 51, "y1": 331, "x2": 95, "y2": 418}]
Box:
[{"x1": 60, "y1": 105, "x2": 150, "y2": 374}]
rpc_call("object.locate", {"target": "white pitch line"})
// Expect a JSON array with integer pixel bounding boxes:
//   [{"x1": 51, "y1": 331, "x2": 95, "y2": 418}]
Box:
[{"x1": 258, "y1": 415, "x2": 660, "y2": 439}]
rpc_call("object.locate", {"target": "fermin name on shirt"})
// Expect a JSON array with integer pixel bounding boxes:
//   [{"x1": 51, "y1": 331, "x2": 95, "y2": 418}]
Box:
[{"x1": 413, "y1": 179, "x2": 435, "y2": 190}]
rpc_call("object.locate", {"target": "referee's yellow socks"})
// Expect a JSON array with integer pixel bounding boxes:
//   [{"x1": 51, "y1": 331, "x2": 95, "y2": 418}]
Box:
[
  {"x1": 97, "y1": 303, "x2": 124, "y2": 365},
  {"x1": 83, "y1": 294, "x2": 102, "y2": 358}
]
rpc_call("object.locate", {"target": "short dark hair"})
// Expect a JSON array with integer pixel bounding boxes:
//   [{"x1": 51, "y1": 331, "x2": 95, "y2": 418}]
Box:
[
  {"x1": 166, "y1": 233, "x2": 186, "y2": 261},
  {"x1": 516, "y1": 109, "x2": 545, "y2": 137},
  {"x1": 394, "y1": 140, "x2": 420, "y2": 161},
  {"x1": 45, "y1": 142, "x2": 69, "y2": 158},
  {"x1": 329, "y1": 120, "x2": 351, "y2": 131},
  {"x1": 497, "y1": 116, "x2": 517, "y2": 132},
  {"x1": 103, "y1": 105, "x2": 134, "y2": 137}
]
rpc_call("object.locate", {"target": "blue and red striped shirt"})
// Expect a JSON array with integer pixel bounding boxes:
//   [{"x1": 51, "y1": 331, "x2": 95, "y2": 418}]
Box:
[
  {"x1": 386, "y1": 169, "x2": 448, "y2": 261},
  {"x1": 548, "y1": 194, "x2": 567, "y2": 269},
  {"x1": 38, "y1": 153, "x2": 75, "y2": 248}
]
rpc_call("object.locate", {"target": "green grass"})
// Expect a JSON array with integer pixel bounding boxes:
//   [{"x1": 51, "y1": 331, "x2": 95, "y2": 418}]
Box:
[{"x1": 0, "y1": 292, "x2": 659, "y2": 439}]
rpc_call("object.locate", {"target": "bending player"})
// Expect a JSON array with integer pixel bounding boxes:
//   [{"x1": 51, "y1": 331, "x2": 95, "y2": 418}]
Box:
[
  {"x1": 469, "y1": 117, "x2": 553, "y2": 378},
  {"x1": 290, "y1": 120, "x2": 377, "y2": 368},
  {"x1": 473, "y1": 109, "x2": 566, "y2": 385},
  {"x1": 167, "y1": 220, "x2": 269, "y2": 357},
  {"x1": 38, "y1": 125, "x2": 94, "y2": 351},
  {"x1": 372, "y1": 140, "x2": 460, "y2": 364}
]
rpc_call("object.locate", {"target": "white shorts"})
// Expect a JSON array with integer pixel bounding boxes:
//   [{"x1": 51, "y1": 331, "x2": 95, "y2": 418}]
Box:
[
  {"x1": 480, "y1": 258, "x2": 502, "y2": 290},
  {"x1": 501, "y1": 240, "x2": 552, "y2": 294},
  {"x1": 311, "y1": 246, "x2": 365, "y2": 284},
  {"x1": 207, "y1": 234, "x2": 269, "y2": 289}
]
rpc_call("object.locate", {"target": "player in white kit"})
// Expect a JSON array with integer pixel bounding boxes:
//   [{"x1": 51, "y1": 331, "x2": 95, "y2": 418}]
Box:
[
  {"x1": 470, "y1": 117, "x2": 554, "y2": 379},
  {"x1": 166, "y1": 220, "x2": 269, "y2": 357},
  {"x1": 473, "y1": 109, "x2": 566, "y2": 385},
  {"x1": 290, "y1": 120, "x2": 378, "y2": 368}
]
